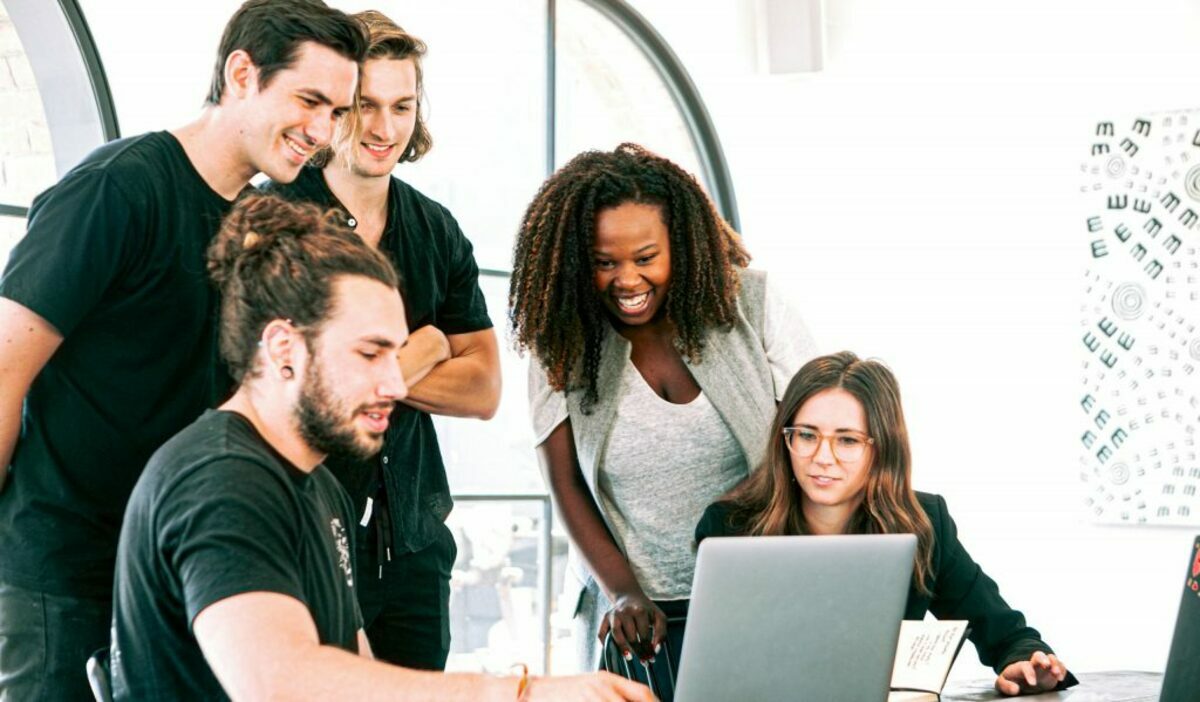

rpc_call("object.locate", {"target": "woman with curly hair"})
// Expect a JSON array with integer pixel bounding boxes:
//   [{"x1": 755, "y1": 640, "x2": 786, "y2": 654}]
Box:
[
  {"x1": 509, "y1": 143, "x2": 817, "y2": 671},
  {"x1": 696, "y1": 352, "x2": 1077, "y2": 697}
]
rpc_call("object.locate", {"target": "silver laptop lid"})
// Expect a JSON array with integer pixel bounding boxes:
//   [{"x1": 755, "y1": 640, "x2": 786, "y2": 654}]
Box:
[{"x1": 675, "y1": 533, "x2": 917, "y2": 702}]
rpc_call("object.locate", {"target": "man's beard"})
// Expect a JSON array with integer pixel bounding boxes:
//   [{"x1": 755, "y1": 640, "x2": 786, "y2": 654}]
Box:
[{"x1": 295, "y1": 361, "x2": 387, "y2": 462}]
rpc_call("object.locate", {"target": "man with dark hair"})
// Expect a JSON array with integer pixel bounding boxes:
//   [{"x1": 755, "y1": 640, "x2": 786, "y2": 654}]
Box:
[
  {"x1": 264, "y1": 10, "x2": 502, "y2": 671},
  {"x1": 0, "y1": 2, "x2": 364, "y2": 698},
  {"x1": 111, "y1": 193, "x2": 652, "y2": 702}
]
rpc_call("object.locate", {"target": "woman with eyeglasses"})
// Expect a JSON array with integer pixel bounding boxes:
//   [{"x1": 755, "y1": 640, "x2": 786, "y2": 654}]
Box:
[
  {"x1": 696, "y1": 351, "x2": 1076, "y2": 697},
  {"x1": 509, "y1": 144, "x2": 817, "y2": 672}
]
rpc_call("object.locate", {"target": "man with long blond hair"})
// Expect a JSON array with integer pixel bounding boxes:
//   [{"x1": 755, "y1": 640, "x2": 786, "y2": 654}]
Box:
[{"x1": 264, "y1": 10, "x2": 501, "y2": 670}]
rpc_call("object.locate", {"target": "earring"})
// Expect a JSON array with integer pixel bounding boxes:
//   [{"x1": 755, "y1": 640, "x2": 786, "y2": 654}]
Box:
[{"x1": 281, "y1": 365, "x2": 294, "y2": 380}]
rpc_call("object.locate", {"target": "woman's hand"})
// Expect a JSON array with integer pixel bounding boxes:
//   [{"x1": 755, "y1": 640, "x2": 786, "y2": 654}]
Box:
[
  {"x1": 597, "y1": 591, "x2": 668, "y2": 662},
  {"x1": 994, "y1": 651, "x2": 1067, "y2": 696}
]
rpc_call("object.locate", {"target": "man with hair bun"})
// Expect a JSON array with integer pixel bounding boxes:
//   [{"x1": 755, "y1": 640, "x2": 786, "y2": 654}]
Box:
[
  {"x1": 264, "y1": 9, "x2": 501, "y2": 671},
  {"x1": 110, "y1": 193, "x2": 652, "y2": 702},
  {"x1": 0, "y1": 1, "x2": 364, "y2": 697}
]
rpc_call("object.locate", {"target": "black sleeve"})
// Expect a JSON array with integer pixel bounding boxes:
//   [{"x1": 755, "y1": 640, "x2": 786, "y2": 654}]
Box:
[
  {"x1": 157, "y1": 459, "x2": 308, "y2": 629},
  {"x1": 695, "y1": 501, "x2": 738, "y2": 544},
  {"x1": 436, "y1": 209, "x2": 492, "y2": 335},
  {"x1": 926, "y1": 494, "x2": 1057, "y2": 673},
  {"x1": 0, "y1": 171, "x2": 141, "y2": 336}
]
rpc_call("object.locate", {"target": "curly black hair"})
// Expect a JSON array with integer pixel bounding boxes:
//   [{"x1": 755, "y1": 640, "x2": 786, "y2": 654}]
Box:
[{"x1": 509, "y1": 143, "x2": 750, "y2": 410}]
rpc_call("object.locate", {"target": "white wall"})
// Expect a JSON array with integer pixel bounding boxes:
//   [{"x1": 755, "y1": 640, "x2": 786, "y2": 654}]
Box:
[{"x1": 629, "y1": 0, "x2": 1200, "y2": 679}]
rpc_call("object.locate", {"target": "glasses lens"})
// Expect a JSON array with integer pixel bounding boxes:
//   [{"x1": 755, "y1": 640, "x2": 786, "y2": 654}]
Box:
[
  {"x1": 785, "y1": 428, "x2": 819, "y2": 457},
  {"x1": 831, "y1": 434, "x2": 867, "y2": 462}
]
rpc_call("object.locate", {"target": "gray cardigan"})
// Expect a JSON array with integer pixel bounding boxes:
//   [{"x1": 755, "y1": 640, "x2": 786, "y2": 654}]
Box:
[{"x1": 532, "y1": 270, "x2": 784, "y2": 669}]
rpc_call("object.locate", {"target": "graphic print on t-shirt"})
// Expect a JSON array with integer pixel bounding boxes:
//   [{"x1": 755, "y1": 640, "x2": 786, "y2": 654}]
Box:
[{"x1": 331, "y1": 518, "x2": 352, "y2": 587}]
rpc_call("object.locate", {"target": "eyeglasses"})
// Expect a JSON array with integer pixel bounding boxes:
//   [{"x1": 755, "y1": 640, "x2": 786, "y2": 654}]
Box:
[{"x1": 782, "y1": 427, "x2": 874, "y2": 463}]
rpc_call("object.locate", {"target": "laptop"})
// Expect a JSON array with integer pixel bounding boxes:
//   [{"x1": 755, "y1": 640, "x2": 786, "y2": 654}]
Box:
[
  {"x1": 673, "y1": 534, "x2": 917, "y2": 702},
  {"x1": 1160, "y1": 534, "x2": 1200, "y2": 702}
]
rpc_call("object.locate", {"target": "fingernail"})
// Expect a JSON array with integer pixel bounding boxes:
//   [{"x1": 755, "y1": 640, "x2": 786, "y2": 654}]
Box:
[
  {"x1": 648, "y1": 657, "x2": 656, "y2": 664},
  {"x1": 654, "y1": 643, "x2": 661, "y2": 654},
  {"x1": 623, "y1": 650, "x2": 632, "y2": 661}
]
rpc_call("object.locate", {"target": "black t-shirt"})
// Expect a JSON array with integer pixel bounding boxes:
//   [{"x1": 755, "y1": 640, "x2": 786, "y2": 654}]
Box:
[
  {"x1": 111, "y1": 410, "x2": 361, "y2": 701},
  {"x1": 263, "y1": 167, "x2": 492, "y2": 553},
  {"x1": 0, "y1": 131, "x2": 235, "y2": 598}
]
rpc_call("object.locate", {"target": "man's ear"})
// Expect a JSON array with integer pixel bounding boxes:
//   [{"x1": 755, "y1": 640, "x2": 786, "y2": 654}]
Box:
[
  {"x1": 223, "y1": 49, "x2": 258, "y2": 101},
  {"x1": 262, "y1": 319, "x2": 301, "y2": 380}
]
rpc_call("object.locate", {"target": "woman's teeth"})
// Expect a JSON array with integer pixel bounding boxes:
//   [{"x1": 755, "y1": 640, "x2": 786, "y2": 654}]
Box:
[{"x1": 616, "y1": 292, "x2": 650, "y2": 312}]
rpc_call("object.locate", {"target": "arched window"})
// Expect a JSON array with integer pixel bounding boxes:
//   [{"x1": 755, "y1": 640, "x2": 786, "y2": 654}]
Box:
[{"x1": 0, "y1": 0, "x2": 118, "y2": 269}]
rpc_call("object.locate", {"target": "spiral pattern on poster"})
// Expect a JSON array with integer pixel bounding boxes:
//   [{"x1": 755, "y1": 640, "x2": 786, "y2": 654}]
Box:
[
  {"x1": 1106, "y1": 157, "x2": 1126, "y2": 178},
  {"x1": 1108, "y1": 463, "x2": 1130, "y2": 486},
  {"x1": 1111, "y1": 282, "x2": 1146, "y2": 320},
  {"x1": 1185, "y1": 165, "x2": 1200, "y2": 201}
]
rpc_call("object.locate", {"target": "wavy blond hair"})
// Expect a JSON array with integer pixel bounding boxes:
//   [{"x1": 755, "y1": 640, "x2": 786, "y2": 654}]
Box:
[{"x1": 312, "y1": 10, "x2": 432, "y2": 168}]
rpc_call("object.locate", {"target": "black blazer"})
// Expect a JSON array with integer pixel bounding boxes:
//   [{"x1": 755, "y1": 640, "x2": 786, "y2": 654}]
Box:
[{"x1": 695, "y1": 491, "x2": 1074, "y2": 677}]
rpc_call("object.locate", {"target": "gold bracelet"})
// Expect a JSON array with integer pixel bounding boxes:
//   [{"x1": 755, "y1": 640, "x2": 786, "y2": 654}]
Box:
[{"x1": 513, "y1": 663, "x2": 530, "y2": 701}]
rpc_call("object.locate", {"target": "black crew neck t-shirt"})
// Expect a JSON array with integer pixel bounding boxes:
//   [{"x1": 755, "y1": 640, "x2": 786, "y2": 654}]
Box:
[
  {"x1": 263, "y1": 167, "x2": 492, "y2": 553},
  {"x1": 111, "y1": 410, "x2": 361, "y2": 701},
  {"x1": 0, "y1": 131, "x2": 236, "y2": 598}
]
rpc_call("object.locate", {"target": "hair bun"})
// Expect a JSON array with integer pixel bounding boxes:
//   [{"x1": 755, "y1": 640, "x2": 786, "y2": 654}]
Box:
[
  {"x1": 208, "y1": 192, "x2": 319, "y2": 285},
  {"x1": 206, "y1": 189, "x2": 399, "y2": 384}
]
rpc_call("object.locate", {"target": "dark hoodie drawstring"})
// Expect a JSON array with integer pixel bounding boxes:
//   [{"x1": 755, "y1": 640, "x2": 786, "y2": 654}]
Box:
[{"x1": 373, "y1": 481, "x2": 393, "y2": 579}]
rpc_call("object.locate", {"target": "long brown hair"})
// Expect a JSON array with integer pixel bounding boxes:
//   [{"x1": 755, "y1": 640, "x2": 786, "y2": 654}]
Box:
[
  {"x1": 509, "y1": 143, "x2": 750, "y2": 411},
  {"x1": 722, "y1": 351, "x2": 935, "y2": 594}
]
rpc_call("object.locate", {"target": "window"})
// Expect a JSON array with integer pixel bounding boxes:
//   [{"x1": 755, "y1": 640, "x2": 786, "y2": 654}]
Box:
[
  {"x1": 0, "y1": 214, "x2": 24, "y2": 272},
  {"x1": 556, "y1": 0, "x2": 702, "y2": 177},
  {"x1": 0, "y1": 0, "x2": 56, "y2": 268}
]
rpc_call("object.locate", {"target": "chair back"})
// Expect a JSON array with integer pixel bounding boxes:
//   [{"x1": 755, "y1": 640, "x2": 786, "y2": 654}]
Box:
[
  {"x1": 600, "y1": 614, "x2": 686, "y2": 702},
  {"x1": 86, "y1": 647, "x2": 113, "y2": 702}
]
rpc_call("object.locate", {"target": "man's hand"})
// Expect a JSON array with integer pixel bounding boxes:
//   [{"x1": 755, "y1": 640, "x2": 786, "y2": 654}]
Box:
[
  {"x1": 523, "y1": 672, "x2": 656, "y2": 701},
  {"x1": 995, "y1": 651, "x2": 1067, "y2": 696}
]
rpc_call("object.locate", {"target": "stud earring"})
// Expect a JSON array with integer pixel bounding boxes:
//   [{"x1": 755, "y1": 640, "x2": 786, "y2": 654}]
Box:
[{"x1": 281, "y1": 365, "x2": 294, "y2": 380}]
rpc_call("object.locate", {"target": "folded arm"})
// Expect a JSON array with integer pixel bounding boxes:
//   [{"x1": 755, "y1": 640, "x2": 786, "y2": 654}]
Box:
[{"x1": 398, "y1": 327, "x2": 500, "y2": 419}]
